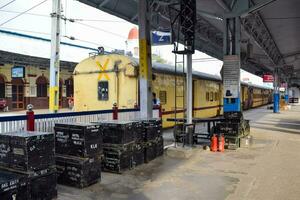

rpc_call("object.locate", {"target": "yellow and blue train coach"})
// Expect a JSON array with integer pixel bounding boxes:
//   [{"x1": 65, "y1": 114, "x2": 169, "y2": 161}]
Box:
[{"x1": 73, "y1": 54, "x2": 273, "y2": 128}]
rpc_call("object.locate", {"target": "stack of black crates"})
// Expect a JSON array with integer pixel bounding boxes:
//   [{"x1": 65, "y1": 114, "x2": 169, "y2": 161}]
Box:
[
  {"x1": 97, "y1": 120, "x2": 141, "y2": 173},
  {"x1": 141, "y1": 119, "x2": 164, "y2": 163},
  {"x1": 215, "y1": 112, "x2": 250, "y2": 149},
  {"x1": 54, "y1": 123, "x2": 102, "y2": 188},
  {"x1": 94, "y1": 118, "x2": 163, "y2": 174},
  {"x1": 0, "y1": 131, "x2": 57, "y2": 199}
]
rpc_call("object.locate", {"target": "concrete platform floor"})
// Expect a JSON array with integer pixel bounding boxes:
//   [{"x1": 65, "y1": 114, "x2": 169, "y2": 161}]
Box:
[{"x1": 58, "y1": 105, "x2": 300, "y2": 200}]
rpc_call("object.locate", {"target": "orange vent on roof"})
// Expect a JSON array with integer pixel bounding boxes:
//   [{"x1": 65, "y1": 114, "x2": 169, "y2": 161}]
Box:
[{"x1": 128, "y1": 27, "x2": 138, "y2": 40}]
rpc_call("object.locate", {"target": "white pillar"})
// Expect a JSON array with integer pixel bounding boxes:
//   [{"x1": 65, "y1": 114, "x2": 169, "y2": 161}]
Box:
[
  {"x1": 186, "y1": 52, "x2": 193, "y2": 124},
  {"x1": 138, "y1": 0, "x2": 153, "y2": 119},
  {"x1": 49, "y1": 0, "x2": 61, "y2": 113}
]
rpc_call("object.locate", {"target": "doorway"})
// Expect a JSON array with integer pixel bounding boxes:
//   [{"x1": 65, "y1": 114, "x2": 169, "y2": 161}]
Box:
[
  {"x1": 59, "y1": 79, "x2": 63, "y2": 108},
  {"x1": 11, "y1": 78, "x2": 24, "y2": 110},
  {"x1": 0, "y1": 75, "x2": 5, "y2": 98}
]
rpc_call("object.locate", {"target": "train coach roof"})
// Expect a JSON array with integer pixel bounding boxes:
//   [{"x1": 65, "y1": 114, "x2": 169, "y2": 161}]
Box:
[
  {"x1": 131, "y1": 57, "x2": 222, "y2": 82},
  {"x1": 131, "y1": 57, "x2": 272, "y2": 90}
]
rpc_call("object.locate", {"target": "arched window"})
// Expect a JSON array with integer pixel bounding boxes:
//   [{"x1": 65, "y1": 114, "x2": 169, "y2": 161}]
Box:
[
  {"x1": 65, "y1": 78, "x2": 73, "y2": 97},
  {"x1": 36, "y1": 76, "x2": 48, "y2": 97},
  {"x1": 0, "y1": 75, "x2": 5, "y2": 98}
]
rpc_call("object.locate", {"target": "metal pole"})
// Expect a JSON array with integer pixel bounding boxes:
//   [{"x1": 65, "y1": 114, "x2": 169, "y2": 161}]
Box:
[
  {"x1": 285, "y1": 79, "x2": 289, "y2": 104},
  {"x1": 49, "y1": 0, "x2": 61, "y2": 113},
  {"x1": 273, "y1": 67, "x2": 280, "y2": 113},
  {"x1": 186, "y1": 51, "x2": 193, "y2": 124},
  {"x1": 138, "y1": 0, "x2": 153, "y2": 119}
]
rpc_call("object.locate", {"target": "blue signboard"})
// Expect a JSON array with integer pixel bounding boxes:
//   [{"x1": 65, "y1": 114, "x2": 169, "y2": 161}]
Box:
[{"x1": 152, "y1": 31, "x2": 172, "y2": 46}]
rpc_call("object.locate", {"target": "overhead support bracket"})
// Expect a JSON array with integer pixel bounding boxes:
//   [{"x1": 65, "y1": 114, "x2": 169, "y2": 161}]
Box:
[
  {"x1": 223, "y1": 0, "x2": 278, "y2": 18},
  {"x1": 240, "y1": 0, "x2": 277, "y2": 18},
  {"x1": 99, "y1": 0, "x2": 109, "y2": 8},
  {"x1": 197, "y1": 10, "x2": 223, "y2": 21},
  {"x1": 215, "y1": 0, "x2": 282, "y2": 66}
]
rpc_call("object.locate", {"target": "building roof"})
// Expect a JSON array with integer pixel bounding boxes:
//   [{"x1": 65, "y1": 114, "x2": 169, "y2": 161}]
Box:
[{"x1": 0, "y1": 29, "x2": 99, "y2": 64}]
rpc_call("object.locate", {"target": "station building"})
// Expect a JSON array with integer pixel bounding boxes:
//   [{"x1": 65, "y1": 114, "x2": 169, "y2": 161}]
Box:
[
  {"x1": 0, "y1": 51, "x2": 75, "y2": 110},
  {"x1": 0, "y1": 30, "x2": 94, "y2": 111}
]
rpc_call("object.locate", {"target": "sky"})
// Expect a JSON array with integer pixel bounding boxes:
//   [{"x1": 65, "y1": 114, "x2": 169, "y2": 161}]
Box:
[{"x1": 0, "y1": 0, "x2": 268, "y2": 86}]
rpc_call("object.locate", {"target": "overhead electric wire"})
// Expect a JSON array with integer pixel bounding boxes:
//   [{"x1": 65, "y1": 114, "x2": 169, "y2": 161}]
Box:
[
  {"x1": 0, "y1": 10, "x2": 128, "y2": 38},
  {"x1": 63, "y1": 35, "x2": 119, "y2": 50},
  {"x1": 0, "y1": 0, "x2": 16, "y2": 10},
  {"x1": 0, "y1": 0, "x2": 48, "y2": 27},
  {"x1": 0, "y1": 10, "x2": 127, "y2": 23},
  {"x1": 74, "y1": 21, "x2": 127, "y2": 39},
  {"x1": 0, "y1": 27, "x2": 49, "y2": 35},
  {"x1": 0, "y1": 26, "x2": 120, "y2": 50},
  {"x1": 72, "y1": 18, "x2": 126, "y2": 23},
  {"x1": 191, "y1": 58, "x2": 220, "y2": 63},
  {"x1": 0, "y1": 9, "x2": 49, "y2": 18}
]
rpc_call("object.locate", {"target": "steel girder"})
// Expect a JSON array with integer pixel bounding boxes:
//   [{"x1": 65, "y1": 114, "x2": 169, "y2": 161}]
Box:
[
  {"x1": 149, "y1": 0, "x2": 224, "y2": 59},
  {"x1": 241, "y1": 13, "x2": 282, "y2": 65},
  {"x1": 217, "y1": 0, "x2": 283, "y2": 66}
]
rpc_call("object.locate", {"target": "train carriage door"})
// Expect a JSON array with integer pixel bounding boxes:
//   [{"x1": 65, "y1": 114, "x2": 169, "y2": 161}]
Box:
[
  {"x1": 0, "y1": 75, "x2": 5, "y2": 98},
  {"x1": 248, "y1": 87, "x2": 253, "y2": 108},
  {"x1": 192, "y1": 80, "x2": 196, "y2": 117},
  {"x1": 11, "y1": 78, "x2": 24, "y2": 110}
]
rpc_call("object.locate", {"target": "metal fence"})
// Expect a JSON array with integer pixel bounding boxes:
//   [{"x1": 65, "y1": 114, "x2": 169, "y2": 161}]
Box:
[{"x1": 0, "y1": 108, "x2": 160, "y2": 134}]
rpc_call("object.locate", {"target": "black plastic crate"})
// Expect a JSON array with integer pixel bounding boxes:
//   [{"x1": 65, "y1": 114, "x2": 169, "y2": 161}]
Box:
[
  {"x1": 94, "y1": 120, "x2": 136, "y2": 144},
  {"x1": 27, "y1": 169, "x2": 57, "y2": 200},
  {"x1": 217, "y1": 122, "x2": 240, "y2": 136},
  {"x1": 102, "y1": 145, "x2": 133, "y2": 173},
  {"x1": 140, "y1": 118, "x2": 162, "y2": 142},
  {"x1": 0, "y1": 170, "x2": 24, "y2": 199},
  {"x1": 132, "y1": 122, "x2": 144, "y2": 143},
  {"x1": 0, "y1": 134, "x2": 11, "y2": 167},
  {"x1": 0, "y1": 131, "x2": 55, "y2": 172},
  {"x1": 224, "y1": 112, "x2": 243, "y2": 120},
  {"x1": 0, "y1": 167, "x2": 57, "y2": 200},
  {"x1": 216, "y1": 120, "x2": 250, "y2": 137},
  {"x1": 56, "y1": 154, "x2": 101, "y2": 188},
  {"x1": 156, "y1": 136, "x2": 164, "y2": 157},
  {"x1": 144, "y1": 142, "x2": 157, "y2": 163},
  {"x1": 54, "y1": 124, "x2": 70, "y2": 155},
  {"x1": 55, "y1": 123, "x2": 103, "y2": 158},
  {"x1": 132, "y1": 144, "x2": 144, "y2": 167}
]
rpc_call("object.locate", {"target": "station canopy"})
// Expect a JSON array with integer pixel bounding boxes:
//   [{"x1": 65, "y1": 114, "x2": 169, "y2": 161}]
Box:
[{"x1": 78, "y1": 0, "x2": 300, "y2": 86}]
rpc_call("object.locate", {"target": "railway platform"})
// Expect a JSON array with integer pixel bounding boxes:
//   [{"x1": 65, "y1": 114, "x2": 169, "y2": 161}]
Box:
[{"x1": 57, "y1": 105, "x2": 300, "y2": 200}]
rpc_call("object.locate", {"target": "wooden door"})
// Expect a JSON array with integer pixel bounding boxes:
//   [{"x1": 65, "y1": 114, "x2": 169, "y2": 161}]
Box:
[{"x1": 11, "y1": 79, "x2": 24, "y2": 110}]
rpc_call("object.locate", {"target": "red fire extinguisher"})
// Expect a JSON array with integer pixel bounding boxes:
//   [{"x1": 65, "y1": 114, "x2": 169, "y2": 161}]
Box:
[
  {"x1": 218, "y1": 134, "x2": 225, "y2": 152},
  {"x1": 210, "y1": 134, "x2": 218, "y2": 152}
]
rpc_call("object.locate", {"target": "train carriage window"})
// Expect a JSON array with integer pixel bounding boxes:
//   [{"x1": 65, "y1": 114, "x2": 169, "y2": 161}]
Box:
[
  {"x1": 214, "y1": 92, "x2": 218, "y2": 101},
  {"x1": 206, "y1": 92, "x2": 210, "y2": 102},
  {"x1": 159, "y1": 91, "x2": 167, "y2": 105},
  {"x1": 98, "y1": 81, "x2": 109, "y2": 101},
  {"x1": 210, "y1": 92, "x2": 214, "y2": 101}
]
